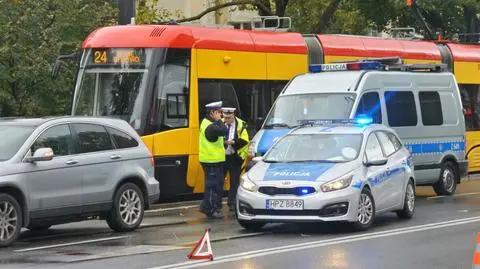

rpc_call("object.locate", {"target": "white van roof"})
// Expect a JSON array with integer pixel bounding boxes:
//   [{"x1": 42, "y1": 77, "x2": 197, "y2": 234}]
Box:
[{"x1": 282, "y1": 71, "x2": 363, "y2": 96}]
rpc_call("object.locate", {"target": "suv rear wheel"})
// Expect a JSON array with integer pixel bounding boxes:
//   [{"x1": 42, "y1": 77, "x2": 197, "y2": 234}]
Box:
[
  {"x1": 107, "y1": 183, "x2": 145, "y2": 232},
  {"x1": 0, "y1": 193, "x2": 22, "y2": 247}
]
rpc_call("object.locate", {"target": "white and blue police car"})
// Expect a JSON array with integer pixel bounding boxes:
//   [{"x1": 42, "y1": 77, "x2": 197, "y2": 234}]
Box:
[{"x1": 237, "y1": 118, "x2": 415, "y2": 231}]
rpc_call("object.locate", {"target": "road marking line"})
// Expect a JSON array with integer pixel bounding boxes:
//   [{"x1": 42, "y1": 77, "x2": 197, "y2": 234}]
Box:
[
  {"x1": 181, "y1": 232, "x2": 265, "y2": 247},
  {"x1": 426, "y1": 191, "x2": 480, "y2": 199},
  {"x1": 147, "y1": 216, "x2": 480, "y2": 269},
  {"x1": 14, "y1": 235, "x2": 130, "y2": 253}
]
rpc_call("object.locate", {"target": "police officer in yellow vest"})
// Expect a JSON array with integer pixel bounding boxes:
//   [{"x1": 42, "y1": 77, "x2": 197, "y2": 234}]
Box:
[
  {"x1": 199, "y1": 101, "x2": 229, "y2": 218},
  {"x1": 220, "y1": 107, "x2": 250, "y2": 212}
]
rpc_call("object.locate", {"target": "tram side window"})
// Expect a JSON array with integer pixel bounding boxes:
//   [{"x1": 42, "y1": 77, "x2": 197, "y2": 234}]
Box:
[
  {"x1": 460, "y1": 85, "x2": 480, "y2": 131},
  {"x1": 198, "y1": 80, "x2": 240, "y2": 123},
  {"x1": 419, "y1": 91, "x2": 443, "y2": 126},
  {"x1": 384, "y1": 91, "x2": 417, "y2": 127},
  {"x1": 198, "y1": 79, "x2": 288, "y2": 138},
  {"x1": 355, "y1": 92, "x2": 382, "y2": 124},
  {"x1": 151, "y1": 48, "x2": 190, "y2": 132}
]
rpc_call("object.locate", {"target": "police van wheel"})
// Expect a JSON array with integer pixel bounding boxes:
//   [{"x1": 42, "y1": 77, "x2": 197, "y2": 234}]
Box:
[
  {"x1": 396, "y1": 180, "x2": 415, "y2": 219},
  {"x1": 433, "y1": 161, "x2": 457, "y2": 196},
  {"x1": 352, "y1": 188, "x2": 375, "y2": 231},
  {"x1": 237, "y1": 219, "x2": 265, "y2": 231}
]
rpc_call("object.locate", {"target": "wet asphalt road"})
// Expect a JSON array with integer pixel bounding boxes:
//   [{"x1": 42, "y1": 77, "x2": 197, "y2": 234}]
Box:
[{"x1": 1, "y1": 179, "x2": 480, "y2": 269}]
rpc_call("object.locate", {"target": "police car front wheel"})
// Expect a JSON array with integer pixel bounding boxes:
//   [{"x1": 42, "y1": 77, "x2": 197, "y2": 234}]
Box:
[{"x1": 352, "y1": 188, "x2": 375, "y2": 231}]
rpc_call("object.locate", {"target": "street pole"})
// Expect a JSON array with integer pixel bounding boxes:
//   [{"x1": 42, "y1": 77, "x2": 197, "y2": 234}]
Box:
[{"x1": 119, "y1": 0, "x2": 136, "y2": 25}]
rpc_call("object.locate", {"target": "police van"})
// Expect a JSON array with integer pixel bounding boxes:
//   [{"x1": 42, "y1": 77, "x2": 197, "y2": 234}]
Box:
[{"x1": 249, "y1": 59, "x2": 467, "y2": 196}]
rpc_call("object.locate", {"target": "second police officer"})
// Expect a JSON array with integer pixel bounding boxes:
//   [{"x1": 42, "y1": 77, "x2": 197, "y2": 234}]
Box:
[
  {"x1": 199, "y1": 101, "x2": 229, "y2": 219},
  {"x1": 220, "y1": 107, "x2": 250, "y2": 212}
]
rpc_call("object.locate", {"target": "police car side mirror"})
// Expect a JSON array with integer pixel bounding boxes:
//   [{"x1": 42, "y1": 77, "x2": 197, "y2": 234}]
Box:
[{"x1": 364, "y1": 157, "x2": 388, "y2": 167}]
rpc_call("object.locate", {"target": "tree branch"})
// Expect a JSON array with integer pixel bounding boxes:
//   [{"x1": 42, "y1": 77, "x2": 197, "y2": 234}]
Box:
[
  {"x1": 160, "y1": 0, "x2": 273, "y2": 23},
  {"x1": 313, "y1": 0, "x2": 342, "y2": 33}
]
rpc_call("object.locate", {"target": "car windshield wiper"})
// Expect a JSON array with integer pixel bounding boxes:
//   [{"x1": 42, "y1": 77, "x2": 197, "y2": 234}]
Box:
[
  {"x1": 263, "y1": 123, "x2": 291, "y2": 129},
  {"x1": 288, "y1": 160, "x2": 339, "y2": 163}
]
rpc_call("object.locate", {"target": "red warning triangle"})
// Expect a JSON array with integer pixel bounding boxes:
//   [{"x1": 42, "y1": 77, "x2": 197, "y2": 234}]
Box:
[{"x1": 187, "y1": 228, "x2": 214, "y2": 261}]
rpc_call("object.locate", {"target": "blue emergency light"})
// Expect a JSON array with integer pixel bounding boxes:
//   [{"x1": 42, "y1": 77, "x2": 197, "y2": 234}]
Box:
[
  {"x1": 309, "y1": 61, "x2": 383, "y2": 73},
  {"x1": 298, "y1": 116, "x2": 374, "y2": 126}
]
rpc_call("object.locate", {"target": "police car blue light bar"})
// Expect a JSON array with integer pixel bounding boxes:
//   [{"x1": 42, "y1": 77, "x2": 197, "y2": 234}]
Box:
[
  {"x1": 309, "y1": 61, "x2": 383, "y2": 73},
  {"x1": 298, "y1": 116, "x2": 374, "y2": 126}
]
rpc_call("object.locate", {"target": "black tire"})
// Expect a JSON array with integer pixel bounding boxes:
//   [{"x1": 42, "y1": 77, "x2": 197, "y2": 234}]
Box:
[
  {"x1": 352, "y1": 188, "x2": 375, "y2": 231},
  {"x1": 396, "y1": 180, "x2": 415, "y2": 219},
  {"x1": 27, "y1": 225, "x2": 52, "y2": 231},
  {"x1": 0, "y1": 193, "x2": 22, "y2": 248},
  {"x1": 106, "y1": 183, "x2": 145, "y2": 232},
  {"x1": 433, "y1": 161, "x2": 457, "y2": 196},
  {"x1": 237, "y1": 219, "x2": 265, "y2": 231}
]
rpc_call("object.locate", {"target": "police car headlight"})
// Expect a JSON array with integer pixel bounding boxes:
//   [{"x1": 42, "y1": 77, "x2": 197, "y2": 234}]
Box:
[
  {"x1": 241, "y1": 175, "x2": 257, "y2": 192},
  {"x1": 320, "y1": 174, "x2": 353, "y2": 192}
]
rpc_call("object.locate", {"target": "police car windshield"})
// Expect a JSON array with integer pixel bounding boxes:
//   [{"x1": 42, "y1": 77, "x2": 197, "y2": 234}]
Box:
[
  {"x1": 264, "y1": 93, "x2": 356, "y2": 129},
  {"x1": 263, "y1": 133, "x2": 362, "y2": 163}
]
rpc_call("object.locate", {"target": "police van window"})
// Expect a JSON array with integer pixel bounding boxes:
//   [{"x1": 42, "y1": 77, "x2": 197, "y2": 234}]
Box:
[
  {"x1": 365, "y1": 133, "x2": 384, "y2": 162},
  {"x1": 355, "y1": 92, "x2": 382, "y2": 124},
  {"x1": 198, "y1": 80, "x2": 240, "y2": 123},
  {"x1": 384, "y1": 91, "x2": 417, "y2": 127},
  {"x1": 376, "y1": 131, "x2": 396, "y2": 156},
  {"x1": 419, "y1": 91, "x2": 443, "y2": 126}
]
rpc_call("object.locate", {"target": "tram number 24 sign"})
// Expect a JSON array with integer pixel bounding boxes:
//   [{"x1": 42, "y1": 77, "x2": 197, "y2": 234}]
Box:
[{"x1": 92, "y1": 48, "x2": 145, "y2": 65}]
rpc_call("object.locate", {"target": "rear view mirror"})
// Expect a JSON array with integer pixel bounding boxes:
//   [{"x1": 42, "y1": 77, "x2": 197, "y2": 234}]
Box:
[
  {"x1": 364, "y1": 157, "x2": 388, "y2": 167},
  {"x1": 51, "y1": 52, "x2": 81, "y2": 80},
  {"x1": 51, "y1": 60, "x2": 62, "y2": 79},
  {"x1": 26, "y1": 148, "x2": 54, "y2": 163}
]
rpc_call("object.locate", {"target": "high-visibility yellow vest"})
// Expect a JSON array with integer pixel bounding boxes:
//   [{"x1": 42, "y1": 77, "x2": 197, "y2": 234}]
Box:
[
  {"x1": 199, "y1": 118, "x2": 225, "y2": 163},
  {"x1": 222, "y1": 117, "x2": 250, "y2": 160},
  {"x1": 236, "y1": 117, "x2": 250, "y2": 160}
]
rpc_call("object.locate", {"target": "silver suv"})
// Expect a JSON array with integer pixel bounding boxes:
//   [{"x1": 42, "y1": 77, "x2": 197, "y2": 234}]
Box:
[{"x1": 0, "y1": 117, "x2": 160, "y2": 247}]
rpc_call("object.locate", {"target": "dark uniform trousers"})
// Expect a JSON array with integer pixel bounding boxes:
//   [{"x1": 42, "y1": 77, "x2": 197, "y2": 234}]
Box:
[
  {"x1": 225, "y1": 154, "x2": 243, "y2": 208},
  {"x1": 201, "y1": 163, "x2": 225, "y2": 215},
  {"x1": 216, "y1": 153, "x2": 242, "y2": 210}
]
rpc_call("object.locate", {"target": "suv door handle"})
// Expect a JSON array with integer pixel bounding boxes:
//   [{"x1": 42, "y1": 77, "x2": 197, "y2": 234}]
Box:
[
  {"x1": 110, "y1": 154, "x2": 121, "y2": 160},
  {"x1": 66, "y1": 160, "x2": 78, "y2": 165}
]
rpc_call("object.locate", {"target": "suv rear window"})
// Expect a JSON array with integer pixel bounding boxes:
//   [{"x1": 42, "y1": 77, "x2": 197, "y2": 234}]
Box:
[{"x1": 107, "y1": 127, "x2": 139, "y2": 149}]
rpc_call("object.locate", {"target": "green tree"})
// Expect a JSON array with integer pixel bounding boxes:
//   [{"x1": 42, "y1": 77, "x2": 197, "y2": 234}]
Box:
[
  {"x1": 352, "y1": 0, "x2": 480, "y2": 40},
  {"x1": 0, "y1": 0, "x2": 117, "y2": 117},
  {"x1": 136, "y1": 0, "x2": 184, "y2": 24}
]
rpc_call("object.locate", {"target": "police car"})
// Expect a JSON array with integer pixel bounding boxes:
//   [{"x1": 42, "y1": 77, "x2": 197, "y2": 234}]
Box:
[{"x1": 237, "y1": 118, "x2": 415, "y2": 231}]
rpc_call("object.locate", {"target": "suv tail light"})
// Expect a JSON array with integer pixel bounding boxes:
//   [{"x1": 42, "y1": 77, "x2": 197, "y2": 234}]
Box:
[{"x1": 148, "y1": 151, "x2": 154, "y2": 168}]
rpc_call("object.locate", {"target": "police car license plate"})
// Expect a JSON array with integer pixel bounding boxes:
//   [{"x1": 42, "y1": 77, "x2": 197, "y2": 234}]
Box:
[{"x1": 266, "y1": 199, "x2": 304, "y2": 210}]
